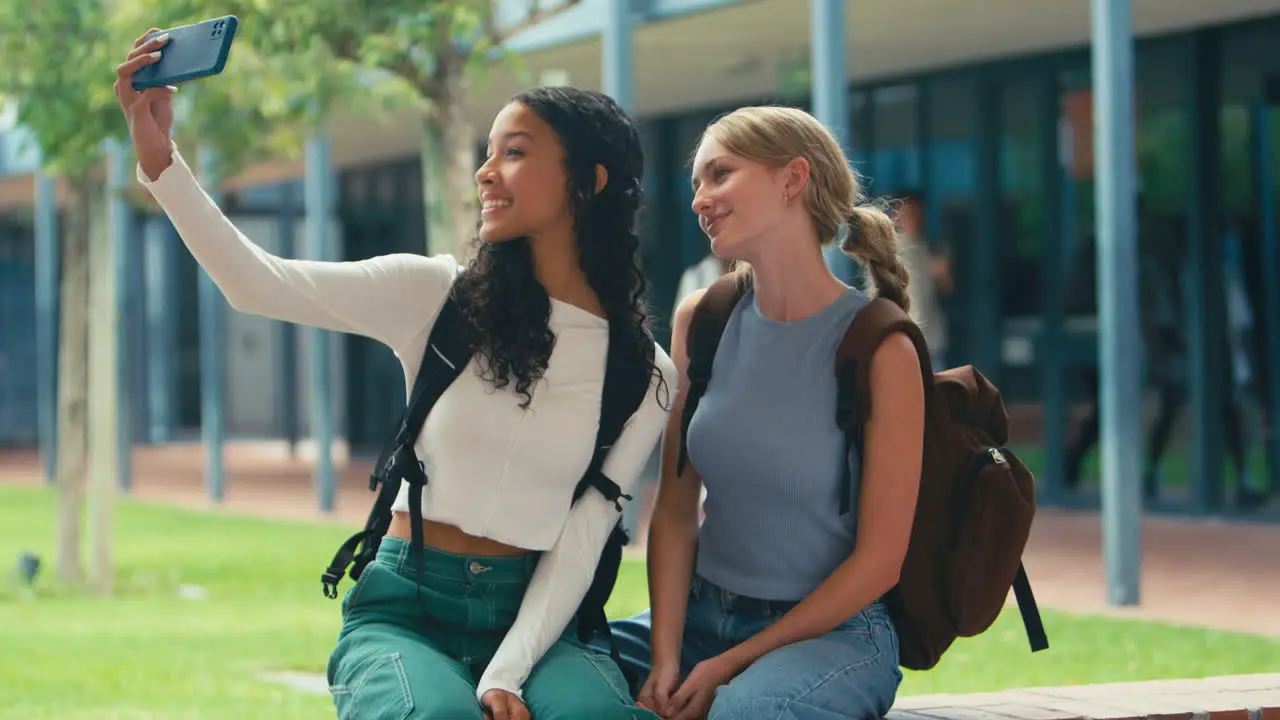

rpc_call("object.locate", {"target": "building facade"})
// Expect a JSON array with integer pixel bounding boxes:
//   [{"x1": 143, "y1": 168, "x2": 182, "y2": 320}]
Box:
[{"x1": 1, "y1": 0, "x2": 1277, "y2": 517}]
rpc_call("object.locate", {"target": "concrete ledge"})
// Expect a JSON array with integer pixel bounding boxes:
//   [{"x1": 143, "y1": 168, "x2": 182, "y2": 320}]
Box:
[{"x1": 886, "y1": 674, "x2": 1280, "y2": 720}]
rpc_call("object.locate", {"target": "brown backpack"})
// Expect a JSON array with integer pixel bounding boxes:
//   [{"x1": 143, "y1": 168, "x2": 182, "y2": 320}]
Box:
[{"x1": 677, "y1": 273, "x2": 1049, "y2": 671}]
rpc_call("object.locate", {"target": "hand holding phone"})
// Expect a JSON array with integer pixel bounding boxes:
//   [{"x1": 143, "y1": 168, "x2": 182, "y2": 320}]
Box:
[
  {"x1": 113, "y1": 29, "x2": 179, "y2": 181},
  {"x1": 130, "y1": 15, "x2": 238, "y2": 92}
]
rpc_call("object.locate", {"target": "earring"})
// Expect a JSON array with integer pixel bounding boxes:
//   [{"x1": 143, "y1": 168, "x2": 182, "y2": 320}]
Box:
[{"x1": 783, "y1": 192, "x2": 790, "y2": 206}]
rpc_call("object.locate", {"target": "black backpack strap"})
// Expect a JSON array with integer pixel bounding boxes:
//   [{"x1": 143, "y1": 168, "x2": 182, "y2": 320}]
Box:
[
  {"x1": 677, "y1": 273, "x2": 750, "y2": 476},
  {"x1": 570, "y1": 321, "x2": 652, "y2": 690},
  {"x1": 573, "y1": 322, "x2": 651, "y2": 508},
  {"x1": 322, "y1": 290, "x2": 472, "y2": 599},
  {"x1": 1012, "y1": 563, "x2": 1049, "y2": 652}
]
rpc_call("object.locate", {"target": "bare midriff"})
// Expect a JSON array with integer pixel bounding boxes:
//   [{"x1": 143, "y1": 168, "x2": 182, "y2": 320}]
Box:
[{"x1": 388, "y1": 511, "x2": 533, "y2": 557}]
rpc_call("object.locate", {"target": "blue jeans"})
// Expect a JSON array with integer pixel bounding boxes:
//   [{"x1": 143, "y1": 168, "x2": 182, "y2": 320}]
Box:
[{"x1": 601, "y1": 575, "x2": 903, "y2": 719}]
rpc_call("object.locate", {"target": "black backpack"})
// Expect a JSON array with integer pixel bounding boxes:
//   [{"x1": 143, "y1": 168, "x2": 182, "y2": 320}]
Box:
[
  {"x1": 677, "y1": 273, "x2": 1048, "y2": 670},
  {"x1": 321, "y1": 283, "x2": 652, "y2": 678}
]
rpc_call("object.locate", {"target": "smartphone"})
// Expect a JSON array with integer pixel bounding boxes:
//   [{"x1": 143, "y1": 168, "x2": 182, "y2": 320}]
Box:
[{"x1": 130, "y1": 16, "x2": 239, "y2": 92}]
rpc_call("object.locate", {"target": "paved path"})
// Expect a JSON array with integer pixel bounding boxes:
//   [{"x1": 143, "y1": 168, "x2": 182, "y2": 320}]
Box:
[{"x1": 3, "y1": 441, "x2": 1277, "y2": 637}]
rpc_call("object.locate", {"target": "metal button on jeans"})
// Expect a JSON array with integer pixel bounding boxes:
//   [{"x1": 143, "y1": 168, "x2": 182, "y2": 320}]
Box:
[{"x1": 469, "y1": 561, "x2": 490, "y2": 575}]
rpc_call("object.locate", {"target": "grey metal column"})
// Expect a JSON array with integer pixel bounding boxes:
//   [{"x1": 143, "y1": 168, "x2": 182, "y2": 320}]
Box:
[
  {"x1": 144, "y1": 219, "x2": 177, "y2": 444},
  {"x1": 305, "y1": 132, "x2": 337, "y2": 513},
  {"x1": 603, "y1": 0, "x2": 634, "y2": 112},
  {"x1": 34, "y1": 169, "x2": 60, "y2": 484},
  {"x1": 197, "y1": 145, "x2": 227, "y2": 502},
  {"x1": 603, "y1": 0, "x2": 640, "y2": 539},
  {"x1": 1090, "y1": 0, "x2": 1142, "y2": 606},
  {"x1": 106, "y1": 139, "x2": 134, "y2": 491},
  {"x1": 811, "y1": 0, "x2": 857, "y2": 283}
]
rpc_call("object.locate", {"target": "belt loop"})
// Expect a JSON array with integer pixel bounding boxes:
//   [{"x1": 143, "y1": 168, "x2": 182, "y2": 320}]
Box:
[
  {"x1": 395, "y1": 537, "x2": 410, "y2": 575},
  {"x1": 689, "y1": 575, "x2": 704, "y2": 600}
]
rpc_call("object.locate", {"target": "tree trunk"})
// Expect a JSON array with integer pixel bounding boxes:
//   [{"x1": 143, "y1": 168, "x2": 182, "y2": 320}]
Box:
[
  {"x1": 87, "y1": 170, "x2": 116, "y2": 597},
  {"x1": 54, "y1": 173, "x2": 93, "y2": 586},
  {"x1": 420, "y1": 66, "x2": 478, "y2": 259}
]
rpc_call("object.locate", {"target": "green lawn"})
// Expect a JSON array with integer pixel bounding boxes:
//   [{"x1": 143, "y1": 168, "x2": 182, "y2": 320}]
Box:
[{"x1": 2, "y1": 484, "x2": 1277, "y2": 719}]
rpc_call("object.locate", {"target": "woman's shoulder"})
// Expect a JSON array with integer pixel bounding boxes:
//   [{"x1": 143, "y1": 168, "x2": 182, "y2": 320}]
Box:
[
  {"x1": 364, "y1": 252, "x2": 463, "y2": 300},
  {"x1": 370, "y1": 251, "x2": 461, "y2": 276}
]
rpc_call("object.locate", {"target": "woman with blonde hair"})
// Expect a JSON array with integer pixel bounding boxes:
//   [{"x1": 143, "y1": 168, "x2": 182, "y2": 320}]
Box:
[{"x1": 604, "y1": 105, "x2": 926, "y2": 719}]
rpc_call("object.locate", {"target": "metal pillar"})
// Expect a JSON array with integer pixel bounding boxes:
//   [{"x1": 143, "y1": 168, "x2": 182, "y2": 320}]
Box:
[
  {"x1": 144, "y1": 219, "x2": 177, "y2": 444},
  {"x1": 602, "y1": 0, "x2": 634, "y2": 112},
  {"x1": 305, "y1": 132, "x2": 336, "y2": 513},
  {"x1": 106, "y1": 140, "x2": 134, "y2": 491},
  {"x1": 603, "y1": 0, "x2": 641, "y2": 539},
  {"x1": 197, "y1": 146, "x2": 227, "y2": 502},
  {"x1": 1090, "y1": 0, "x2": 1142, "y2": 606},
  {"x1": 811, "y1": 0, "x2": 858, "y2": 283},
  {"x1": 34, "y1": 169, "x2": 60, "y2": 484},
  {"x1": 1254, "y1": 102, "x2": 1280, "y2": 495}
]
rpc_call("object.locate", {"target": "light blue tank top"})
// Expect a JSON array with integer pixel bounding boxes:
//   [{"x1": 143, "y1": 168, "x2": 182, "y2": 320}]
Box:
[{"x1": 687, "y1": 286, "x2": 869, "y2": 601}]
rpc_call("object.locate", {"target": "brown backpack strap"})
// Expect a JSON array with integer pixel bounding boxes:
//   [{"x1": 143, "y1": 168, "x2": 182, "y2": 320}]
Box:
[
  {"x1": 838, "y1": 297, "x2": 932, "y2": 421},
  {"x1": 677, "y1": 271, "x2": 751, "y2": 476},
  {"x1": 832, "y1": 297, "x2": 932, "y2": 514}
]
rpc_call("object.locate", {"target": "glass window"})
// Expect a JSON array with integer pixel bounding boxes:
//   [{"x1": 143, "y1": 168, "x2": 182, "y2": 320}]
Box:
[
  {"x1": 1057, "y1": 64, "x2": 1096, "y2": 318},
  {"x1": 850, "y1": 91, "x2": 870, "y2": 172},
  {"x1": 1136, "y1": 38, "x2": 1192, "y2": 224},
  {"x1": 999, "y1": 75, "x2": 1048, "y2": 319},
  {"x1": 869, "y1": 83, "x2": 920, "y2": 197}
]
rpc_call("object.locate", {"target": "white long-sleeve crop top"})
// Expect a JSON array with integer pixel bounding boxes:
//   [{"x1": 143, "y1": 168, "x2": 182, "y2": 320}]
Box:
[{"x1": 137, "y1": 146, "x2": 676, "y2": 704}]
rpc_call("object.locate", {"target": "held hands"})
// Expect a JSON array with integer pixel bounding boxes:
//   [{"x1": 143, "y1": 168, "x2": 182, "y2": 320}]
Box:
[
  {"x1": 642, "y1": 655, "x2": 737, "y2": 720},
  {"x1": 111, "y1": 28, "x2": 177, "y2": 181},
  {"x1": 636, "y1": 662, "x2": 680, "y2": 716},
  {"x1": 481, "y1": 688, "x2": 530, "y2": 720}
]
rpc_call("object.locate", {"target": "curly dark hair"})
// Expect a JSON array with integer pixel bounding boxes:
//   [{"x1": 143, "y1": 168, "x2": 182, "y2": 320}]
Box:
[{"x1": 451, "y1": 86, "x2": 669, "y2": 410}]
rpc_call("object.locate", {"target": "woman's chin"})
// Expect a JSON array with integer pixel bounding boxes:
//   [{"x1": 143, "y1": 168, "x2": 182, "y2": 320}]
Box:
[
  {"x1": 708, "y1": 234, "x2": 738, "y2": 258},
  {"x1": 478, "y1": 224, "x2": 521, "y2": 244}
]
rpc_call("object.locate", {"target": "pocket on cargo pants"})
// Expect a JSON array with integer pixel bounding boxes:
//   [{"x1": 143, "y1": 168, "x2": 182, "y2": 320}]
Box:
[{"x1": 326, "y1": 564, "x2": 484, "y2": 720}]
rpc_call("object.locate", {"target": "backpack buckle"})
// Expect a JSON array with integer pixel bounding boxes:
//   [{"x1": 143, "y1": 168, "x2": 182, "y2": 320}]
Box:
[{"x1": 321, "y1": 568, "x2": 344, "y2": 599}]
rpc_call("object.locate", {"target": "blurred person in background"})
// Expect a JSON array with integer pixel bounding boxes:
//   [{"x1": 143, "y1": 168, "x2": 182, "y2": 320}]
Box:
[{"x1": 893, "y1": 189, "x2": 952, "y2": 371}]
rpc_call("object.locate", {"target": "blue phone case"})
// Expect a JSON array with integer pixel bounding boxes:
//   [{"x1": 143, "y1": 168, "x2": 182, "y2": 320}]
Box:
[{"x1": 131, "y1": 16, "x2": 238, "y2": 92}]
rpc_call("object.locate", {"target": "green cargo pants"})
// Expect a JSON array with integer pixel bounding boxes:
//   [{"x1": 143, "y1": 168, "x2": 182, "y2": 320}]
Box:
[{"x1": 325, "y1": 536, "x2": 657, "y2": 719}]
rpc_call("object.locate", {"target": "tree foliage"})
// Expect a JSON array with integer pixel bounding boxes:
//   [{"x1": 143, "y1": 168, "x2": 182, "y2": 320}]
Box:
[
  {"x1": 0, "y1": 0, "x2": 131, "y2": 176},
  {"x1": 176, "y1": 0, "x2": 581, "y2": 255}
]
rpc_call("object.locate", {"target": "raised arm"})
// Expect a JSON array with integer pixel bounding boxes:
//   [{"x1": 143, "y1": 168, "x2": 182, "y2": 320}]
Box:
[
  {"x1": 137, "y1": 145, "x2": 459, "y2": 356},
  {"x1": 115, "y1": 35, "x2": 458, "y2": 357},
  {"x1": 475, "y1": 345, "x2": 677, "y2": 704}
]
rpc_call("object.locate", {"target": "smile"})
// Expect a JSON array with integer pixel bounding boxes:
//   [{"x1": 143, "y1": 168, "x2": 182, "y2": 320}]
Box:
[{"x1": 481, "y1": 198, "x2": 512, "y2": 216}]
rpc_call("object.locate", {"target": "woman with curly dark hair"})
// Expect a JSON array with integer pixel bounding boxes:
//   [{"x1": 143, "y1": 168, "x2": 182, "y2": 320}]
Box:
[{"x1": 116, "y1": 29, "x2": 673, "y2": 720}]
